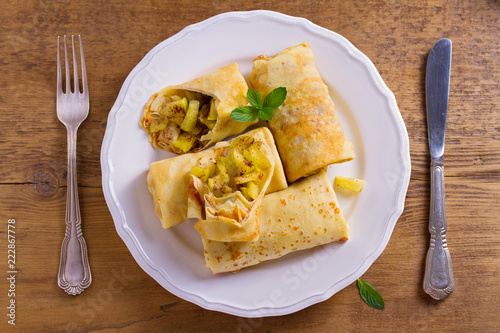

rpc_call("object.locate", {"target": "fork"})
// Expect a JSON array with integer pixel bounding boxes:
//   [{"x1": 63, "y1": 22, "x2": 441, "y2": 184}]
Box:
[{"x1": 56, "y1": 35, "x2": 92, "y2": 295}]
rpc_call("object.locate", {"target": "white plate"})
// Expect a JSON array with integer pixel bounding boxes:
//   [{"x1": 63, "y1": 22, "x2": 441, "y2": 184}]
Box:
[{"x1": 101, "y1": 10, "x2": 410, "y2": 317}]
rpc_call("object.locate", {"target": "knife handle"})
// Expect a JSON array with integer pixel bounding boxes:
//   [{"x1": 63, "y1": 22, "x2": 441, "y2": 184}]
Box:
[{"x1": 423, "y1": 157, "x2": 454, "y2": 300}]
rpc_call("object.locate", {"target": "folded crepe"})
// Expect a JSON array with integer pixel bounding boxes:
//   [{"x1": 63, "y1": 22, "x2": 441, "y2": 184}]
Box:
[
  {"x1": 202, "y1": 169, "x2": 349, "y2": 274},
  {"x1": 249, "y1": 42, "x2": 355, "y2": 183},
  {"x1": 187, "y1": 131, "x2": 275, "y2": 242},
  {"x1": 147, "y1": 127, "x2": 288, "y2": 230},
  {"x1": 141, "y1": 63, "x2": 258, "y2": 154}
]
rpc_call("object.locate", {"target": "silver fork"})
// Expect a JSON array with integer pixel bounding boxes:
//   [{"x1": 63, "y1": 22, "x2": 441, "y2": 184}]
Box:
[{"x1": 56, "y1": 35, "x2": 92, "y2": 295}]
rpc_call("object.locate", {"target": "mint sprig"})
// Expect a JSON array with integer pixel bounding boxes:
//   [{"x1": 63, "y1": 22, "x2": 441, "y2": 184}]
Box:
[
  {"x1": 357, "y1": 279, "x2": 385, "y2": 310},
  {"x1": 230, "y1": 87, "x2": 287, "y2": 122}
]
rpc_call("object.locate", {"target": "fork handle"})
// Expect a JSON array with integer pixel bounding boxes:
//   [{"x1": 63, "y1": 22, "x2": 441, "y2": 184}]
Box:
[
  {"x1": 58, "y1": 129, "x2": 92, "y2": 295},
  {"x1": 423, "y1": 157, "x2": 454, "y2": 300}
]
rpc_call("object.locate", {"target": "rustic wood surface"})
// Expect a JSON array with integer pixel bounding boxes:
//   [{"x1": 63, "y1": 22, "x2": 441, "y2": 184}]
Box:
[{"x1": 1, "y1": 0, "x2": 499, "y2": 331}]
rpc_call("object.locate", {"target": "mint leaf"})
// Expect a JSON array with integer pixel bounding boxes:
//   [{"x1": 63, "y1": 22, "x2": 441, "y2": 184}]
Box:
[
  {"x1": 357, "y1": 279, "x2": 385, "y2": 310},
  {"x1": 246, "y1": 89, "x2": 263, "y2": 109},
  {"x1": 230, "y1": 106, "x2": 259, "y2": 122},
  {"x1": 230, "y1": 87, "x2": 287, "y2": 122},
  {"x1": 258, "y1": 108, "x2": 274, "y2": 121},
  {"x1": 263, "y1": 87, "x2": 287, "y2": 109},
  {"x1": 261, "y1": 106, "x2": 277, "y2": 117}
]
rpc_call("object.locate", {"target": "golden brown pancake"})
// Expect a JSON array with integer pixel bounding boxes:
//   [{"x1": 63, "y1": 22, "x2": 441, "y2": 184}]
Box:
[
  {"x1": 202, "y1": 170, "x2": 349, "y2": 274},
  {"x1": 249, "y1": 43, "x2": 355, "y2": 183}
]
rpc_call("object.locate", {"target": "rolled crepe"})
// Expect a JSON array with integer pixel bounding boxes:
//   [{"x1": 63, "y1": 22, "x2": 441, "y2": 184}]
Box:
[
  {"x1": 202, "y1": 169, "x2": 349, "y2": 274},
  {"x1": 249, "y1": 43, "x2": 355, "y2": 183},
  {"x1": 187, "y1": 131, "x2": 275, "y2": 242},
  {"x1": 141, "y1": 63, "x2": 258, "y2": 154},
  {"x1": 147, "y1": 127, "x2": 288, "y2": 229}
]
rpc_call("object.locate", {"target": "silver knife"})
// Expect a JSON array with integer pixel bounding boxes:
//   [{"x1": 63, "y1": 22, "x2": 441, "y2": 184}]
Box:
[{"x1": 423, "y1": 38, "x2": 454, "y2": 300}]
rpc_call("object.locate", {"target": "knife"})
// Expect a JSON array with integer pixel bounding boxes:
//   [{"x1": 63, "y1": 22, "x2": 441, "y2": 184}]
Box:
[{"x1": 423, "y1": 38, "x2": 454, "y2": 300}]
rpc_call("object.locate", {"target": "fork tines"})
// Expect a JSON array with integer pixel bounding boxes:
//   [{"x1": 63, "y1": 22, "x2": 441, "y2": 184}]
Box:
[{"x1": 57, "y1": 35, "x2": 87, "y2": 96}]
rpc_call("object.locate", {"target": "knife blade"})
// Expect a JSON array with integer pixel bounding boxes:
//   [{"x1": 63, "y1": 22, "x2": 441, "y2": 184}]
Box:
[{"x1": 423, "y1": 38, "x2": 454, "y2": 300}]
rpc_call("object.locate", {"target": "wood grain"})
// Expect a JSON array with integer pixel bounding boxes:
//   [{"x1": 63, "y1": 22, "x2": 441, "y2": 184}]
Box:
[{"x1": 0, "y1": 0, "x2": 499, "y2": 331}]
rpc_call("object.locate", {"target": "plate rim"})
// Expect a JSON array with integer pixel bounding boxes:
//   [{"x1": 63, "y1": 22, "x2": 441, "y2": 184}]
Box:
[{"x1": 101, "y1": 10, "x2": 411, "y2": 317}]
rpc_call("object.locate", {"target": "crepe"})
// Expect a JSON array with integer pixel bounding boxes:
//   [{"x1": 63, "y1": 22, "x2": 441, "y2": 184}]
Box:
[
  {"x1": 141, "y1": 63, "x2": 257, "y2": 154},
  {"x1": 202, "y1": 169, "x2": 349, "y2": 274},
  {"x1": 147, "y1": 127, "x2": 288, "y2": 230},
  {"x1": 249, "y1": 42, "x2": 355, "y2": 183},
  {"x1": 187, "y1": 131, "x2": 275, "y2": 242}
]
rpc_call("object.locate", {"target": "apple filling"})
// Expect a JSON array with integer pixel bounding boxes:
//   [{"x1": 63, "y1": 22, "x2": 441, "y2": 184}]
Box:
[
  {"x1": 190, "y1": 136, "x2": 273, "y2": 201},
  {"x1": 142, "y1": 89, "x2": 217, "y2": 153}
]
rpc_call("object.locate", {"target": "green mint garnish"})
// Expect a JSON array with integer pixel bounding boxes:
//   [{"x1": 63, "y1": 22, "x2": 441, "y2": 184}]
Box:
[
  {"x1": 246, "y1": 89, "x2": 263, "y2": 109},
  {"x1": 230, "y1": 106, "x2": 260, "y2": 122},
  {"x1": 230, "y1": 87, "x2": 287, "y2": 122},
  {"x1": 357, "y1": 279, "x2": 385, "y2": 310}
]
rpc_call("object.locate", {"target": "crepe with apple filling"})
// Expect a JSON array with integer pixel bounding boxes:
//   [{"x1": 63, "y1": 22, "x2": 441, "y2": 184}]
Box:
[
  {"x1": 141, "y1": 63, "x2": 257, "y2": 154},
  {"x1": 147, "y1": 127, "x2": 287, "y2": 230},
  {"x1": 201, "y1": 170, "x2": 349, "y2": 274}
]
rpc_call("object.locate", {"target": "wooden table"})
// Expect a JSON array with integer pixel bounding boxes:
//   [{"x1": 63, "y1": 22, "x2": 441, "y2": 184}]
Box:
[{"x1": 1, "y1": 0, "x2": 499, "y2": 331}]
